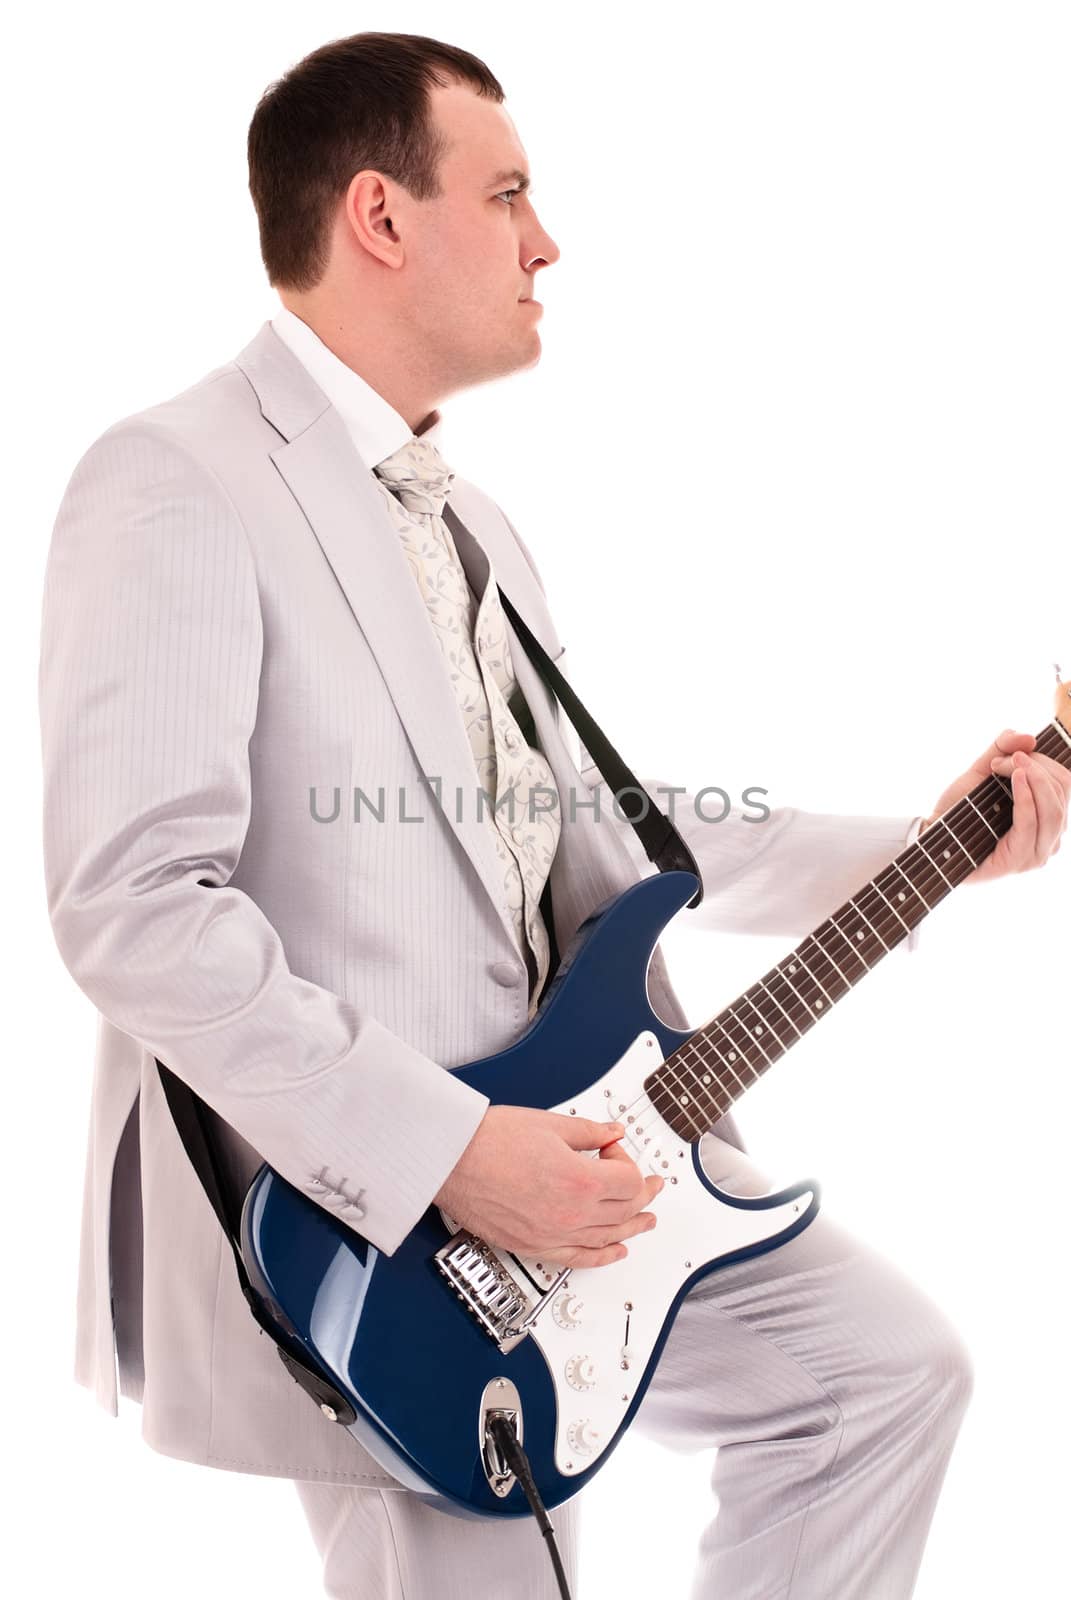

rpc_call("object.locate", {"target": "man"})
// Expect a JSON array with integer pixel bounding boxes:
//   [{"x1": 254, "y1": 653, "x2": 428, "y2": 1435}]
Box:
[{"x1": 39, "y1": 30, "x2": 1068, "y2": 1600}]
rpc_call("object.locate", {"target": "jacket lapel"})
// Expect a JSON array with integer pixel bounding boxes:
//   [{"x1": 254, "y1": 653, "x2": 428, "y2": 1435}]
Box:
[
  {"x1": 232, "y1": 317, "x2": 634, "y2": 959},
  {"x1": 234, "y1": 320, "x2": 520, "y2": 948}
]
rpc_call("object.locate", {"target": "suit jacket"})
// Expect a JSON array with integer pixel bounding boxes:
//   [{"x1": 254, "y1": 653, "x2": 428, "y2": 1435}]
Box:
[{"x1": 38, "y1": 318, "x2": 920, "y2": 1484}]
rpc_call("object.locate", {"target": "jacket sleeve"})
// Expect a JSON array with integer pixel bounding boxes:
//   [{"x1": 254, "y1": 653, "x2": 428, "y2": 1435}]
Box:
[
  {"x1": 584, "y1": 763, "x2": 925, "y2": 945},
  {"x1": 39, "y1": 421, "x2": 489, "y2": 1257}
]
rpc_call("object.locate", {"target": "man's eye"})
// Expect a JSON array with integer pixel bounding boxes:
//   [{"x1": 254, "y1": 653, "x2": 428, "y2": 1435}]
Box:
[{"x1": 497, "y1": 189, "x2": 520, "y2": 205}]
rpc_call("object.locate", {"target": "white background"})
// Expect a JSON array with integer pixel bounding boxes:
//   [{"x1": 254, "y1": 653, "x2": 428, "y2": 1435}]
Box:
[{"x1": 6, "y1": 2, "x2": 1069, "y2": 1594}]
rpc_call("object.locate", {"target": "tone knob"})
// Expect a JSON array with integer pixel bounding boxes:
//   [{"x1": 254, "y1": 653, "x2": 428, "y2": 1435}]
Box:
[
  {"x1": 566, "y1": 1419, "x2": 601, "y2": 1456},
  {"x1": 564, "y1": 1354, "x2": 597, "y2": 1391},
  {"x1": 552, "y1": 1292, "x2": 584, "y2": 1329}
]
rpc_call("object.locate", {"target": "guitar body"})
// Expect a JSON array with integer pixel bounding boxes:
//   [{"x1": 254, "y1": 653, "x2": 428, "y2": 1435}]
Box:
[{"x1": 240, "y1": 870, "x2": 820, "y2": 1519}]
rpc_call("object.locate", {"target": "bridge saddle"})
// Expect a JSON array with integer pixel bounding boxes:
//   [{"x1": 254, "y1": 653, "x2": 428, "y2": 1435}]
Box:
[{"x1": 434, "y1": 1229, "x2": 571, "y2": 1353}]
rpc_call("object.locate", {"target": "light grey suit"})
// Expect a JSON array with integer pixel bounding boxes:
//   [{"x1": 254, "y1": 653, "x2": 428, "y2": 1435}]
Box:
[{"x1": 40, "y1": 321, "x2": 961, "y2": 1593}]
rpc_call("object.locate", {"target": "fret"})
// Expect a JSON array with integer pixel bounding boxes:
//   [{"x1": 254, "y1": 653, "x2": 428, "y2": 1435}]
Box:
[
  {"x1": 871, "y1": 862, "x2": 930, "y2": 935},
  {"x1": 963, "y1": 792, "x2": 1000, "y2": 843},
  {"x1": 827, "y1": 904, "x2": 879, "y2": 972},
  {"x1": 796, "y1": 935, "x2": 852, "y2": 1003},
  {"x1": 739, "y1": 986, "x2": 795, "y2": 1058},
  {"x1": 916, "y1": 837, "x2": 955, "y2": 891},
  {"x1": 692, "y1": 1020, "x2": 753, "y2": 1096},
  {"x1": 664, "y1": 1056, "x2": 731, "y2": 1128},
  {"x1": 777, "y1": 949, "x2": 834, "y2": 1018},
  {"x1": 765, "y1": 965, "x2": 823, "y2": 1032},
  {"x1": 869, "y1": 879, "x2": 913, "y2": 934},
  {"x1": 757, "y1": 976, "x2": 806, "y2": 1041},
  {"x1": 644, "y1": 1072, "x2": 719, "y2": 1137},
  {"x1": 923, "y1": 814, "x2": 981, "y2": 875},
  {"x1": 813, "y1": 915, "x2": 870, "y2": 985},
  {"x1": 1046, "y1": 718, "x2": 1071, "y2": 755},
  {"x1": 665, "y1": 1040, "x2": 733, "y2": 1120},
  {"x1": 646, "y1": 719, "x2": 1057, "y2": 1141},
  {"x1": 803, "y1": 928, "x2": 855, "y2": 992},
  {"x1": 845, "y1": 893, "x2": 893, "y2": 953},
  {"x1": 655, "y1": 1057, "x2": 726, "y2": 1127},
  {"x1": 886, "y1": 856, "x2": 938, "y2": 914},
  {"x1": 719, "y1": 1001, "x2": 781, "y2": 1069},
  {"x1": 679, "y1": 1054, "x2": 733, "y2": 1114},
  {"x1": 771, "y1": 953, "x2": 826, "y2": 1030}
]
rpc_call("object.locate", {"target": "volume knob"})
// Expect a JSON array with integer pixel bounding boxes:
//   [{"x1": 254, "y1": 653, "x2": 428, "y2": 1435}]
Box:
[
  {"x1": 566, "y1": 1419, "x2": 601, "y2": 1456},
  {"x1": 552, "y1": 1292, "x2": 584, "y2": 1329},
  {"x1": 564, "y1": 1354, "x2": 597, "y2": 1391}
]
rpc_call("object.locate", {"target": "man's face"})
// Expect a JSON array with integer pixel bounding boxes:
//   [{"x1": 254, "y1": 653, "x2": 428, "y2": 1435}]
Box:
[{"x1": 390, "y1": 81, "x2": 560, "y2": 389}]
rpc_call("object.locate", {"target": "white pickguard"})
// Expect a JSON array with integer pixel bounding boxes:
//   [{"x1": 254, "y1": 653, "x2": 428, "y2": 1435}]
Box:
[{"x1": 475, "y1": 1031, "x2": 815, "y2": 1476}]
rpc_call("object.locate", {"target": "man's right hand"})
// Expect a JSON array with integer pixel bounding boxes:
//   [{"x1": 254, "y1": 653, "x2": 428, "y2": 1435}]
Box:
[{"x1": 433, "y1": 1104, "x2": 664, "y2": 1268}]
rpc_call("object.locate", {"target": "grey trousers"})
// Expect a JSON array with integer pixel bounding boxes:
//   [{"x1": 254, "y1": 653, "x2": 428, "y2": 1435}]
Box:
[{"x1": 293, "y1": 1135, "x2": 973, "y2": 1599}]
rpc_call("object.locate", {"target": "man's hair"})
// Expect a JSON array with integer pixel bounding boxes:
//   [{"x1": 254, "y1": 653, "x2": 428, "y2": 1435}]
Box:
[{"x1": 247, "y1": 31, "x2": 505, "y2": 292}]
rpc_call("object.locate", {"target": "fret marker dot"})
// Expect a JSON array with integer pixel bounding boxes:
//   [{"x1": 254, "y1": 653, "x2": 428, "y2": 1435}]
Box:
[
  {"x1": 679, "y1": 1094, "x2": 690, "y2": 1105},
  {"x1": 943, "y1": 849, "x2": 951, "y2": 860},
  {"x1": 897, "y1": 891, "x2": 906, "y2": 902},
  {"x1": 815, "y1": 999, "x2": 824, "y2": 1009},
  {"x1": 753, "y1": 1024, "x2": 763, "y2": 1035},
  {"x1": 789, "y1": 963, "x2": 798, "y2": 973},
  {"x1": 702, "y1": 1073, "x2": 711, "y2": 1085},
  {"x1": 727, "y1": 1051, "x2": 737, "y2": 1062},
  {"x1": 856, "y1": 931, "x2": 864, "y2": 941}
]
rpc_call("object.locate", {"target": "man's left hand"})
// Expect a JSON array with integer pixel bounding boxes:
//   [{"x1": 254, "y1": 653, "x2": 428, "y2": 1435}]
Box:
[{"x1": 922, "y1": 729, "x2": 1070, "y2": 885}]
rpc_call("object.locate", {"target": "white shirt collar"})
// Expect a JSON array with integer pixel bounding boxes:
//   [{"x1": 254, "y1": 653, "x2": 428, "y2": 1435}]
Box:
[{"x1": 271, "y1": 304, "x2": 445, "y2": 468}]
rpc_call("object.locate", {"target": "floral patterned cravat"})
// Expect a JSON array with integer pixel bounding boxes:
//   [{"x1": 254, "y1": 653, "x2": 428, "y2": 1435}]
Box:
[{"x1": 372, "y1": 436, "x2": 561, "y2": 1019}]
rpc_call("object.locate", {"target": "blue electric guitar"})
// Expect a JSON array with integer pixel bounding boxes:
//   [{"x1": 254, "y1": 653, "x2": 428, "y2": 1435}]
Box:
[{"x1": 237, "y1": 681, "x2": 1071, "y2": 1521}]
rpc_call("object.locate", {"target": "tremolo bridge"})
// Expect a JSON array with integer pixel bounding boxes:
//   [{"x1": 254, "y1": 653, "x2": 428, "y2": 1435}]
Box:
[{"x1": 434, "y1": 1228, "x2": 571, "y2": 1353}]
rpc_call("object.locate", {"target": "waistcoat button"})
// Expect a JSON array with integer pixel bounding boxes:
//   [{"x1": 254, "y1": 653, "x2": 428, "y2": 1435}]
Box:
[{"x1": 490, "y1": 960, "x2": 524, "y2": 987}]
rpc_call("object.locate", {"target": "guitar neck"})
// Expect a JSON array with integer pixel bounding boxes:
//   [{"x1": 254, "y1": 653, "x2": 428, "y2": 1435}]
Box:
[{"x1": 645, "y1": 716, "x2": 1071, "y2": 1142}]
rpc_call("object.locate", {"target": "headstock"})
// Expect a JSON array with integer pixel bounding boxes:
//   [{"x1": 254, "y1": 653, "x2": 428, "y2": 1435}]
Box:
[{"x1": 1055, "y1": 665, "x2": 1071, "y2": 736}]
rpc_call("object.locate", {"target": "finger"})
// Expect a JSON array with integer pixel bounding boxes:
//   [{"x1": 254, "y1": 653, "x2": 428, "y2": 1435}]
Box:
[
  {"x1": 570, "y1": 1208, "x2": 659, "y2": 1247},
  {"x1": 1005, "y1": 760, "x2": 1038, "y2": 866},
  {"x1": 595, "y1": 1172, "x2": 665, "y2": 1220},
  {"x1": 585, "y1": 1147, "x2": 649, "y2": 1204},
  {"x1": 539, "y1": 1239, "x2": 633, "y2": 1268},
  {"x1": 557, "y1": 1116, "x2": 626, "y2": 1152},
  {"x1": 1028, "y1": 750, "x2": 1071, "y2": 813},
  {"x1": 592, "y1": 1167, "x2": 665, "y2": 1219},
  {"x1": 1029, "y1": 749, "x2": 1071, "y2": 785},
  {"x1": 593, "y1": 1136, "x2": 647, "y2": 1176},
  {"x1": 991, "y1": 735, "x2": 1043, "y2": 777},
  {"x1": 985, "y1": 729, "x2": 1036, "y2": 775},
  {"x1": 1022, "y1": 756, "x2": 1065, "y2": 861},
  {"x1": 995, "y1": 728, "x2": 1036, "y2": 756}
]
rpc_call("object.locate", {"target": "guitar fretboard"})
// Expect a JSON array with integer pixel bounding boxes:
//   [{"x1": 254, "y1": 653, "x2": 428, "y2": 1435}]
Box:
[{"x1": 645, "y1": 718, "x2": 1071, "y2": 1141}]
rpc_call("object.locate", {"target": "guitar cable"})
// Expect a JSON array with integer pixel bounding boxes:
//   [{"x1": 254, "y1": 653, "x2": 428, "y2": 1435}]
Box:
[{"x1": 487, "y1": 1413, "x2": 573, "y2": 1600}]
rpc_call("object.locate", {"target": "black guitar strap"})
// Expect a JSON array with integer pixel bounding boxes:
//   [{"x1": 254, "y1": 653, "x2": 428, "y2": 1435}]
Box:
[
  {"x1": 494, "y1": 583, "x2": 702, "y2": 909},
  {"x1": 156, "y1": 582, "x2": 703, "y2": 1422}
]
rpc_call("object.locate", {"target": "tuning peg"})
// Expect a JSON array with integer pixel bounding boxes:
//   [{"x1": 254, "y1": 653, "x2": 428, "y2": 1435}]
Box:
[{"x1": 1055, "y1": 663, "x2": 1063, "y2": 683}]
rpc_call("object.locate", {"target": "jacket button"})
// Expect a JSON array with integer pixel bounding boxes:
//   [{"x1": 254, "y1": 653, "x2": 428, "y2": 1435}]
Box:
[{"x1": 490, "y1": 960, "x2": 524, "y2": 987}]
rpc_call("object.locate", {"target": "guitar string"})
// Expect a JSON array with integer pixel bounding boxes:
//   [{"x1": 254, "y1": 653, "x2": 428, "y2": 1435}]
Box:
[
  {"x1": 566, "y1": 734, "x2": 1066, "y2": 1231},
  {"x1": 582, "y1": 773, "x2": 1019, "y2": 1195},
  {"x1": 641, "y1": 790, "x2": 1006, "y2": 1138},
  {"x1": 671, "y1": 754, "x2": 1069, "y2": 1118},
  {"x1": 558, "y1": 734, "x2": 1068, "y2": 1263}
]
